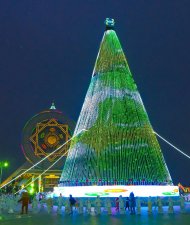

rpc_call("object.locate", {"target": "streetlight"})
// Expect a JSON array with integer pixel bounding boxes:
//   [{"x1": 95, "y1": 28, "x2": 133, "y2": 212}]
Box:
[{"x1": 0, "y1": 161, "x2": 9, "y2": 184}]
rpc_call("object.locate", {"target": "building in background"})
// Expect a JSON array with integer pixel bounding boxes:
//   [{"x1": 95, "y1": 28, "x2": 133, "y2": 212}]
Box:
[{"x1": 1, "y1": 103, "x2": 75, "y2": 193}]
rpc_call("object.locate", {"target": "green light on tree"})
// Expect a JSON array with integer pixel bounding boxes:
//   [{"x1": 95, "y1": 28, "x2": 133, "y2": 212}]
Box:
[{"x1": 60, "y1": 19, "x2": 172, "y2": 185}]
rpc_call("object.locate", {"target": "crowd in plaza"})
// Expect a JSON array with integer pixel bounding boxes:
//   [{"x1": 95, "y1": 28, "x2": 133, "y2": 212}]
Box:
[{"x1": 0, "y1": 190, "x2": 189, "y2": 216}]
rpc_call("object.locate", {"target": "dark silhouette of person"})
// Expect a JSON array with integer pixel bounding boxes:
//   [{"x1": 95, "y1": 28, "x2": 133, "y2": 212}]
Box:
[
  {"x1": 129, "y1": 192, "x2": 136, "y2": 214},
  {"x1": 115, "y1": 197, "x2": 119, "y2": 211},
  {"x1": 69, "y1": 194, "x2": 76, "y2": 214},
  {"x1": 18, "y1": 191, "x2": 30, "y2": 214},
  {"x1": 125, "y1": 197, "x2": 130, "y2": 211}
]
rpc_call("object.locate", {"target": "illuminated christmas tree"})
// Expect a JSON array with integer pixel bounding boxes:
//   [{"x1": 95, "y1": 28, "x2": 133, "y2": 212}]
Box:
[{"x1": 60, "y1": 19, "x2": 172, "y2": 185}]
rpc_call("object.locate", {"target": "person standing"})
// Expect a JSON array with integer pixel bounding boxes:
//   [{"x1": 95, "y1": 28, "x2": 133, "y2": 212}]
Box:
[
  {"x1": 125, "y1": 197, "x2": 130, "y2": 211},
  {"x1": 115, "y1": 197, "x2": 119, "y2": 212},
  {"x1": 69, "y1": 195, "x2": 76, "y2": 214},
  {"x1": 129, "y1": 192, "x2": 136, "y2": 214},
  {"x1": 18, "y1": 191, "x2": 30, "y2": 214}
]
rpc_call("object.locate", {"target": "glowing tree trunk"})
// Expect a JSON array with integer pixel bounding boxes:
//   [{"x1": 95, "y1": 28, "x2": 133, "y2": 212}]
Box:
[{"x1": 60, "y1": 19, "x2": 172, "y2": 186}]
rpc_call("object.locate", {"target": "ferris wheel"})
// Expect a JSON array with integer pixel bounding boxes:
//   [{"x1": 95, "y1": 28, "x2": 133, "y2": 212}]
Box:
[{"x1": 21, "y1": 105, "x2": 75, "y2": 169}]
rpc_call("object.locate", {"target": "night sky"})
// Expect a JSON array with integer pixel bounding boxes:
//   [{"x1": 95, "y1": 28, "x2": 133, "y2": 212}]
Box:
[{"x1": 0, "y1": 1, "x2": 190, "y2": 185}]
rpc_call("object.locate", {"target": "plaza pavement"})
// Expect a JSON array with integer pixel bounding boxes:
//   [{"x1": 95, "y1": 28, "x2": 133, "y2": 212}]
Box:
[{"x1": 0, "y1": 204, "x2": 190, "y2": 225}]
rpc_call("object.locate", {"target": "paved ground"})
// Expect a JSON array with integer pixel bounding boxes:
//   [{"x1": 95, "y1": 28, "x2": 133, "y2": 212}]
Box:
[{"x1": 1, "y1": 204, "x2": 190, "y2": 225}]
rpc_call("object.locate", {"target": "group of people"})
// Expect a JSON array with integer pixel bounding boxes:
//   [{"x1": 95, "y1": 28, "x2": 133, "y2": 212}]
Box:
[
  {"x1": 115, "y1": 192, "x2": 136, "y2": 214},
  {"x1": 0, "y1": 191, "x2": 187, "y2": 216}
]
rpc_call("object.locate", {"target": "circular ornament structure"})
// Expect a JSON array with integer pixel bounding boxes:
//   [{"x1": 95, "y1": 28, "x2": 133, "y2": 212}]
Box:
[{"x1": 21, "y1": 108, "x2": 75, "y2": 168}]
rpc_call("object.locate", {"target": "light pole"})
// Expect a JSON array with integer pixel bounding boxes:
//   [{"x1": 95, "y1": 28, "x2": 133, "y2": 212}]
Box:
[{"x1": 0, "y1": 161, "x2": 9, "y2": 184}]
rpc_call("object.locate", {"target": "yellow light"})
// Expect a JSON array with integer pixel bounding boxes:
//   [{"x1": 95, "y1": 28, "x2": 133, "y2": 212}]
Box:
[{"x1": 45, "y1": 174, "x2": 59, "y2": 178}]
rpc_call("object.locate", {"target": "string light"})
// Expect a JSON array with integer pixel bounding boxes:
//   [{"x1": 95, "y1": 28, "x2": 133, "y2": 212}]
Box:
[
  {"x1": 0, "y1": 129, "x2": 87, "y2": 189},
  {"x1": 60, "y1": 23, "x2": 172, "y2": 185},
  {"x1": 154, "y1": 131, "x2": 190, "y2": 159},
  {"x1": 15, "y1": 148, "x2": 70, "y2": 195}
]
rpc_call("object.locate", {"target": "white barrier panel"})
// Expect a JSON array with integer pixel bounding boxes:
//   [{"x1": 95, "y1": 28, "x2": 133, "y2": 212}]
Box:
[{"x1": 53, "y1": 185, "x2": 179, "y2": 197}]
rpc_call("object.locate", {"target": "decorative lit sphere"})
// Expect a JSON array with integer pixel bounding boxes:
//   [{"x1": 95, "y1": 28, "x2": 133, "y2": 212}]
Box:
[
  {"x1": 105, "y1": 18, "x2": 115, "y2": 29},
  {"x1": 47, "y1": 135, "x2": 58, "y2": 145},
  {"x1": 3, "y1": 162, "x2": 8, "y2": 167}
]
